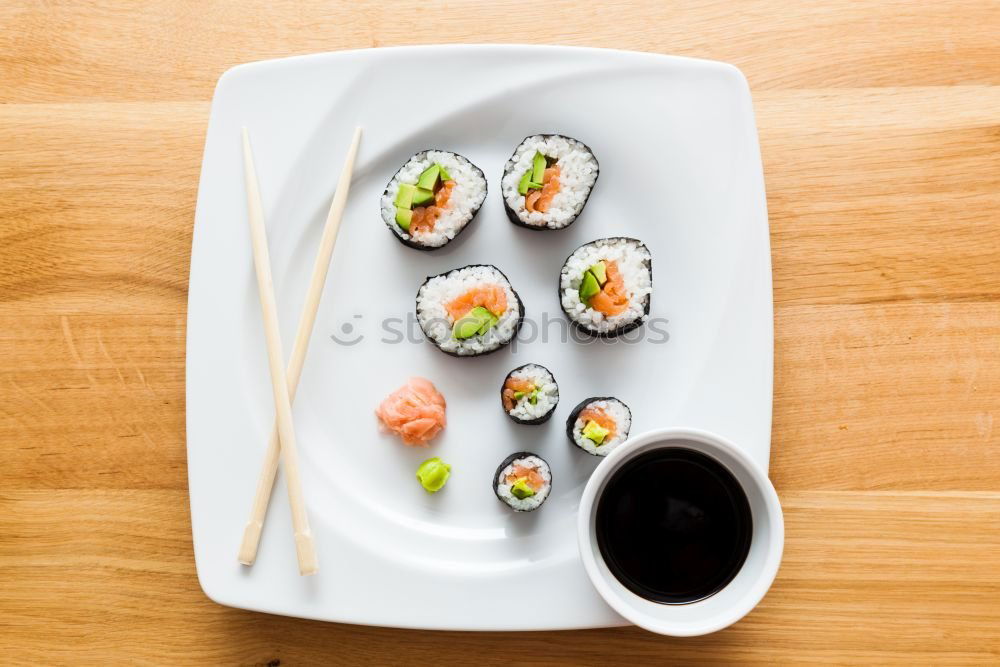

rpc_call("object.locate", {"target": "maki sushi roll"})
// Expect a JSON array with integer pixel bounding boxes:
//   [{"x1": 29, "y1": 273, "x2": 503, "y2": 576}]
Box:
[
  {"x1": 567, "y1": 397, "x2": 632, "y2": 457},
  {"x1": 501, "y1": 134, "x2": 598, "y2": 230},
  {"x1": 500, "y1": 363, "x2": 559, "y2": 425},
  {"x1": 493, "y1": 452, "x2": 552, "y2": 512},
  {"x1": 416, "y1": 264, "x2": 524, "y2": 357},
  {"x1": 560, "y1": 237, "x2": 652, "y2": 338},
  {"x1": 381, "y1": 150, "x2": 487, "y2": 250}
]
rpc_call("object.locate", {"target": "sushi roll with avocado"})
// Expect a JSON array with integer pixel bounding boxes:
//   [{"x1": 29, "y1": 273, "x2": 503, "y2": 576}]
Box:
[
  {"x1": 501, "y1": 363, "x2": 559, "y2": 425},
  {"x1": 381, "y1": 150, "x2": 487, "y2": 250},
  {"x1": 560, "y1": 237, "x2": 652, "y2": 338},
  {"x1": 493, "y1": 452, "x2": 552, "y2": 512},
  {"x1": 416, "y1": 264, "x2": 524, "y2": 357},
  {"x1": 501, "y1": 134, "x2": 598, "y2": 230},
  {"x1": 566, "y1": 397, "x2": 632, "y2": 456}
]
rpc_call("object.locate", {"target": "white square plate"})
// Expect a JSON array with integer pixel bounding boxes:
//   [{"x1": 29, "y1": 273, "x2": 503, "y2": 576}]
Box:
[{"x1": 187, "y1": 45, "x2": 772, "y2": 630}]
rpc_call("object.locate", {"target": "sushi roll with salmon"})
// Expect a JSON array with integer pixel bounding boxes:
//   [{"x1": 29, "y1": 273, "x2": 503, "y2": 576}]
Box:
[
  {"x1": 381, "y1": 150, "x2": 487, "y2": 250},
  {"x1": 566, "y1": 397, "x2": 632, "y2": 457},
  {"x1": 493, "y1": 452, "x2": 552, "y2": 512},
  {"x1": 416, "y1": 264, "x2": 524, "y2": 357},
  {"x1": 500, "y1": 363, "x2": 559, "y2": 425},
  {"x1": 501, "y1": 134, "x2": 598, "y2": 230},
  {"x1": 560, "y1": 237, "x2": 652, "y2": 337}
]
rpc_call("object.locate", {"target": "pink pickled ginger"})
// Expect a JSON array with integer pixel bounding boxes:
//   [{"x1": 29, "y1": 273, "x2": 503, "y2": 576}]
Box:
[{"x1": 375, "y1": 377, "x2": 447, "y2": 446}]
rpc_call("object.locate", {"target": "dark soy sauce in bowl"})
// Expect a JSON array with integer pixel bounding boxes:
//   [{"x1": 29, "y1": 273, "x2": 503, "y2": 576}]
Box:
[{"x1": 595, "y1": 448, "x2": 753, "y2": 604}]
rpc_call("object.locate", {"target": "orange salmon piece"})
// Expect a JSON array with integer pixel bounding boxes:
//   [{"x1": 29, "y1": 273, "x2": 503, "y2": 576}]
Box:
[
  {"x1": 506, "y1": 465, "x2": 545, "y2": 490},
  {"x1": 444, "y1": 284, "x2": 508, "y2": 321},
  {"x1": 578, "y1": 407, "x2": 617, "y2": 439},
  {"x1": 534, "y1": 165, "x2": 561, "y2": 213},
  {"x1": 409, "y1": 206, "x2": 431, "y2": 234},
  {"x1": 501, "y1": 377, "x2": 536, "y2": 411},
  {"x1": 435, "y1": 179, "x2": 455, "y2": 207},
  {"x1": 409, "y1": 180, "x2": 455, "y2": 235},
  {"x1": 588, "y1": 259, "x2": 629, "y2": 316},
  {"x1": 524, "y1": 190, "x2": 542, "y2": 213}
]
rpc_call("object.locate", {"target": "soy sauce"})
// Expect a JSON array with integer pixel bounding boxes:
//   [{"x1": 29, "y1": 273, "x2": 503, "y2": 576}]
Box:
[{"x1": 596, "y1": 448, "x2": 752, "y2": 604}]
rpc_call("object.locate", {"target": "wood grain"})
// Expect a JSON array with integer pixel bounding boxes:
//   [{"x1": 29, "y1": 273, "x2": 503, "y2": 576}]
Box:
[{"x1": 2, "y1": 1, "x2": 998, "y2": 663}]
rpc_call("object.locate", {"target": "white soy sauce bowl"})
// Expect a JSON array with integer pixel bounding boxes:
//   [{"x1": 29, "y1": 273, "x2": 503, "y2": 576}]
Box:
[{"x1": 577, "y1": 427, "x2": 784, "y2": 636}]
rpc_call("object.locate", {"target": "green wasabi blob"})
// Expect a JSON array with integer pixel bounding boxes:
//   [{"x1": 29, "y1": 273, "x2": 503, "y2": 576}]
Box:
[
  {"x1": 511, "y1": 478, "x2": 536, "y2": 499},
  {"x1": 582, "y1": 420, "x2": 610, "y2": 445},
  {"x1": 416, "y1": 457, "x2": 451, "y2": 493}
]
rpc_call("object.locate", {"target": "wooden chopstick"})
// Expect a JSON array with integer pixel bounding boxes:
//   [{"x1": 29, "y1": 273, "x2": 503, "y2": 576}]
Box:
[
  {"x1": 239, "y1": 127, "x2": 320, "y2": 576},
  {"x1": 237, "y1": 126, "x2": 362, "y2": 568}
]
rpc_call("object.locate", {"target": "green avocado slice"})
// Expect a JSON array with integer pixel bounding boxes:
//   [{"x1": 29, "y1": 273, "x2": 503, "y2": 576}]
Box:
[
  {"x1": 395, "y1": 207, "x2": 412, "y2": 231},
  {"x1": 582, "y1": 420, "x2": 610, "y2": 445},
  {"x1": 532, "y1": 151, "x2": 547, "y2": 183},
  {"x1": 469, "y1": 306, "x2": 494, "y2": 320},
  {"x1": 438, "y1": 164, "x2": 452, "y2": 181},
  {"x1": 452, "y1": 316, "x2": 482, "y2": 340},
  {"x1": 476, "y1": 312, "x2": 499, "y2": 336},
  {"x1": 417, "y1": 164, "x2": 440, "y2": 190},
  {"x1": 395, "y1": 183, "x2": 416, "y2": 209},
  {"x1": 590, "y1": 261, "x2": 608, "y2": 286},
  {"x1": 510, "y1": 478, "x2": 536, "y2": 499},
  {"x1": 452, "y1": 306, "x2": 495, "y2": 339},
  {"x1": 412, "y1": 187, "x2": 435, "y2": 206},
  {"x1": 578, "y1": 270, "x2": 601, "y2": 302},
  {"x1": 518, "y1": 169, "x2": 533, "y2": 195},
  {"x1": 518, "y1": 165, "x2": 546, "y2": 195}
]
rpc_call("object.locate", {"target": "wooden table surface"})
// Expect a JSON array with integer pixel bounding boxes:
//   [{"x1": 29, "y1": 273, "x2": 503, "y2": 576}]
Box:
[{"x1": 3, "y1": 1, "x2": 999, "y2": 664}]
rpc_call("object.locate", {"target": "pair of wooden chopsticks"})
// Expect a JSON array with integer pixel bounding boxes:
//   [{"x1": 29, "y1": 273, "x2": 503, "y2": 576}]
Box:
[{"x1": 238, "y1": 126, "x2": 362, "y2": 575}]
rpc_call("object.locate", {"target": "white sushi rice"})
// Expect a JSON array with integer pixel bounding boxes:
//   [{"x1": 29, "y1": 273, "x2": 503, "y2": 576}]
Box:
[
  {"x1": 571, "y1": 398, "x2": 632, "y2": 456},
  {"x1": 505, "y1": 364, "x2": 559, "y2": 421},
  {"x1": 560, "y1": 238, "x2": 652, "y2": 334},
  {"x1": 495, "y1": 455, "x2": 552, "y2": 511},
  {"x1": 501, "y1": 135, "x2": 598, "y2": 229},
  {"x1": 381, "y1": 150, "x2": 486, "y2": 248},
  {"x1": 416, "y1": 265, "x2": 521, "y2": 356}
]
